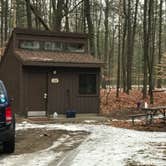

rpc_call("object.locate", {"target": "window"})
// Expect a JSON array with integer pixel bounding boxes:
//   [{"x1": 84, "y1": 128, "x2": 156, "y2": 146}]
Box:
[
  {"x1": 44, "y1": 41, "x2": 62, "y2": 51},
  {"x1": 19, "y1": 40, "x2": 85, "y2": 53},
  {"x1": 0, "y1": 83, "x2": 7, "y2": 104},
  {"x1": 19, "y1": 40, "x2": 40, "y2": 50},
  {"x1": 79, "y1": 74, "x2": 97, "y2": 95},
  {"x1": 0, "y1": 84, "x2": 6, "y2": 96},
  {"x1": 66, "y1": 43, "x2": 85, "y2": 53}
]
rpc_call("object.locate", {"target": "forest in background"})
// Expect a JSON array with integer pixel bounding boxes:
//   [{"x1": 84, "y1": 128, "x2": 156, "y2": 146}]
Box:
[{"x1": 0, "y1": 0, "x2": 166, "y2": 103}]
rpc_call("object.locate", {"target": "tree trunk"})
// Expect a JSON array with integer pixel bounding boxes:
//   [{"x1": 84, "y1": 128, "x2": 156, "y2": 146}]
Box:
[
  {"x1": 96, "y1": 6, "x2": 102, "y2": 59},
  {"x1": 143, "y1": 0, "x2": 148, "y2": 99},
  {"x1": 64, "y1": 0, "x2": 69, "y2": 32},
  {"x1": 104, "y1": 0, "x2": 109, "y2": 76},
  {"x1": 126, "y1": 0, "x2": 132, "y2": 94},
  {"x1": 1, "y1": 0, "x2": 4, "y2": 47},
  {"x1": 13, "y1": 0, "x2": 16, "y2": 28},
  {"x1": 116, "y1": 0, "x2": 122, "y2": 98},
  {"x1": 75, "y1": 0, "x2": 78, "y2": 32},
  {"x1": 84, "y1": 0, "x2": 95, "y2": 55},
  {"x1": 148, "y1": 0, "x2": 156, "y2": 104},
  {"x1": 25, "y1": 0, "x2": 32, "y2": 28},
  {"x1": 109, "y1": 28, "x2": 115, "y2": 81},
  {"x1": 4, "y1": 0, "x2": 8, "y2": 42},
  {"x1": 129, "y1": 0, "x2": 139, "y2": 90},
  {"x1": 157, "y1": 0, "x2": 163, "y2": 88},
  {"x1": 122, "y1": 0, "x2": 127, "y2": 92},
  {"x1": 52, "y1": 0, "x2": 64, "y2": 31}
]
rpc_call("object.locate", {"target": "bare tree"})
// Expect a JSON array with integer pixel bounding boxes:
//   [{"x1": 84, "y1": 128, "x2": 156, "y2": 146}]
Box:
[
  {"x1": 1, "y1": 0, "x2": 4, "y2": 47},
  {"x1": 4, "y1": 0, "x2": 8, "y2": 41},
  {"x1": 84, "y1": 0, "x2": 95, "y2": 55},
  {"x1": 157, "y1": 0, "x2": 163, "y2": 88},
  {"x1": 143, "y1": 0, "x2": 148, "y2": 99},
  {"x1": 116, "y1": 0, "x2": 122, "y2": 98},
  {"x1": 104, "y1": 0, "x2": 109, "y2": 75},
  {"x1": 121, "y1": 0, "x2": 127, "y2": 92},
  {"x1": 25, "y1": 0, "x2": 32, "y2": 28}
]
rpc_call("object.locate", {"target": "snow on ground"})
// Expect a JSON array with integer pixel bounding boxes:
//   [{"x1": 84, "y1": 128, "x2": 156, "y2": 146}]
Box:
[{"x1": 1, "y1": 122, "x2": 166, "y2": 166}]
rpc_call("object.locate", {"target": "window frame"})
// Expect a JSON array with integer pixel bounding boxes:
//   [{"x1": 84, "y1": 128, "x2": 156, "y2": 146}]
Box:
[
  {"x1": 78, "y1": 73, "x2": 98, "y2": 96},
  {"x1": 18, "y1": 39, "x2": 86, "y2": 54},
  {"x1": 19, "y1": 40, "x2": 40, "y2": 51},
  {"x1": 64, "y1": 42, "x2": 85, "y2": 53},
  {"x1": 43, "y1": 41, "x2": 63, "y2": 52}
]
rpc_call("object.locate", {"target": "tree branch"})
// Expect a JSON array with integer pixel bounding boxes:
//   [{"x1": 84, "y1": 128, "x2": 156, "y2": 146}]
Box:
[
  {"x1": 25, "y1": 0, "x2": 51, "y2": 31},
  {"x1": 63, "y1": 0, "x2": 83, "y2": 17}
]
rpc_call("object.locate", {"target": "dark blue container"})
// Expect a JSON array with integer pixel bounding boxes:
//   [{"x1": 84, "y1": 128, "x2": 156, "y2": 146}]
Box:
[{"x1": 66, "y1": 110, "x2": 76, "y2": 118}]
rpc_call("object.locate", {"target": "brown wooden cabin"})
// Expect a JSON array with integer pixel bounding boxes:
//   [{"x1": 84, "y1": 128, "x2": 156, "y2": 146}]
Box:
[{"x1": 0, "y1": 28, "x2": 103, "y2": 117}]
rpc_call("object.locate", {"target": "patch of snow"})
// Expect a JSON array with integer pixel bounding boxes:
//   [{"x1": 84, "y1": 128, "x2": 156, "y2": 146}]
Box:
[
  {"x1": 69, "y1": 125, "x2": 166, "y2": 166},
  {"x1": 83, "y1": 120, "x2": 97, "y2": 123},
  {"x1": 1, "y1": 121, "x2": 166, "y2": 166},
  {"x1": 112, "y1": 119, "x2": 142, "y2": 122},
  {"x1": 111, "y1": 119, "x2": 119, "y2": 121},
  {"x1": 16, "y1": 122, "x2": 85, "y2": 132}
]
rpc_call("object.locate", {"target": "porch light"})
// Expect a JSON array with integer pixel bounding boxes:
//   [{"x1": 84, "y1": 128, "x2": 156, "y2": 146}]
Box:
[{"x1": 53, "y1": 70, "x2": 57, "y2": 74}]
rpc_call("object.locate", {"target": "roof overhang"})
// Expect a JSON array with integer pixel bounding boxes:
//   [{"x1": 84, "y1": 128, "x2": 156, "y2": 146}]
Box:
[
  {"x1": 21, "y1": 61, "x2": 102, "y2": 68},
  {"x1": 15, "y1": 50, "x2": 104, "y2": 68}
]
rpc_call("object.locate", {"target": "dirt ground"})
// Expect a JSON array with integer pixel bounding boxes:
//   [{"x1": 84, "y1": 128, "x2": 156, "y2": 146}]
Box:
[
  {"x1": 1, "y1": 109, "x2": 165, "y2": 158},
  {"x1": 16, "y1": 111, "x2": 166, "y2": 133},
  {"x1": 109, "y1": 119, "x2": 166, "y2": 132},
  {"x1": 103, "y1": 108, "x2": 166, "y2": 132},
  {"x1": 107, "y1": 108, "x2": 141, "y2": 120},
  {"x1": 15, "y1": 129, "x2": 89, "y2": 155},
  {"x1": 0, "y1": 115, "x2": 165, "y2": 166},
  {"x1": 100, "y1": 89, "x2": 166, "y2": 132},
  {"x1": 0, "y1": 128, "x2": 89, "y2": 155}
]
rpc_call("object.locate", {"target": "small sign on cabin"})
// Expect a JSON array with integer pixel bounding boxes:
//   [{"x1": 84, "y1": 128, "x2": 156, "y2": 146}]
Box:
[{"x1": 51, "y1": 78, "x2": 59, "y2": 84}]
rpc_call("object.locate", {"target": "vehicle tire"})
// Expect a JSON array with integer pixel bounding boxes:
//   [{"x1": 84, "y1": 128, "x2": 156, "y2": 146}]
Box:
[{"x1": 3, "y1": 135, "x2": 15, "y2": 153}]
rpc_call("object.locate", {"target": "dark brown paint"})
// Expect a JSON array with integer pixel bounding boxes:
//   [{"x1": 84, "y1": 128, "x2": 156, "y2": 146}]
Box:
[{"x1": 0, "y1": 28, "x2": 102, "y2": 116}]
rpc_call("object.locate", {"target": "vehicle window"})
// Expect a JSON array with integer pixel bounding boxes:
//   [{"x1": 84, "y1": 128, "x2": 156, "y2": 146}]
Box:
[
  {"x1": 0, "y1": 84, "x2": 6, "y2": 103},
  {"x1": 79, "y1": 74, "x2": 97, "y2": 95},
  {"x1": 0, "y1": 84, "x2": 5, "y2": 94}
]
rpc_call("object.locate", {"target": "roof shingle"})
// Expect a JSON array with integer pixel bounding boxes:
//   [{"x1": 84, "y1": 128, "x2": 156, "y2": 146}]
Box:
[{"x1": 15, "y1": 50, "x2": 103, "y2": 67}]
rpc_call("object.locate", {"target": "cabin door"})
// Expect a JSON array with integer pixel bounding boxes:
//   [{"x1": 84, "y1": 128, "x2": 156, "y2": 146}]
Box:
[
  {"x1": 25, "y1": 71, "x2": 48, "y2": 116},
  {"x1": 48, "y1": 71, "x2": 74, "y2": 114}
]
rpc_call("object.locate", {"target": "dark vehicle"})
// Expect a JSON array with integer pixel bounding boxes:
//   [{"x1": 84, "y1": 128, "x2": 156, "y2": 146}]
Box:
[{"x1": 0, "y1": 80, "x2": 15, "y2": 153}]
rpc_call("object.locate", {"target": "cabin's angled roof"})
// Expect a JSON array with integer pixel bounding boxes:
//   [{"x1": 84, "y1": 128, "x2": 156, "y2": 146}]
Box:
[
  {"x1": 15, "y1": 50, "x2": 103, "y2": 68},
  {"x1": 13, "y1": 28, "x2": 88, "y2": 39}
]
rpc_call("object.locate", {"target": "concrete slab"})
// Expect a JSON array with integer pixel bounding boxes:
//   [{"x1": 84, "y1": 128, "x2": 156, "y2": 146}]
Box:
[{"x1": 27, "y1": 114, "x2": 109, "y2": 124}]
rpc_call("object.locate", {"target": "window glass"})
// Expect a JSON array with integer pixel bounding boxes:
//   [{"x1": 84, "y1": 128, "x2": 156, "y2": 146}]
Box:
[
  {"x1": 67, "y1": 43, "x2": 85, "y2": 53},
  {"x1": 19, "y1": 40, "x2": 40, "y2": 50},
  {"x1": 44, "y1": 41, "x2": 62, "y2": 51},
  {"x1": 0, "y1": 83, "x2": 7, "y2": 104},
  {"x1": 0, "y1": 84, "x2": 5, "y2": 95},
  {"x1": 19, "y1": 40, "x2": 85, "y2": 53},
  {"x1": 79, "y1": 74, "x2": 97, "y2": 95}
]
